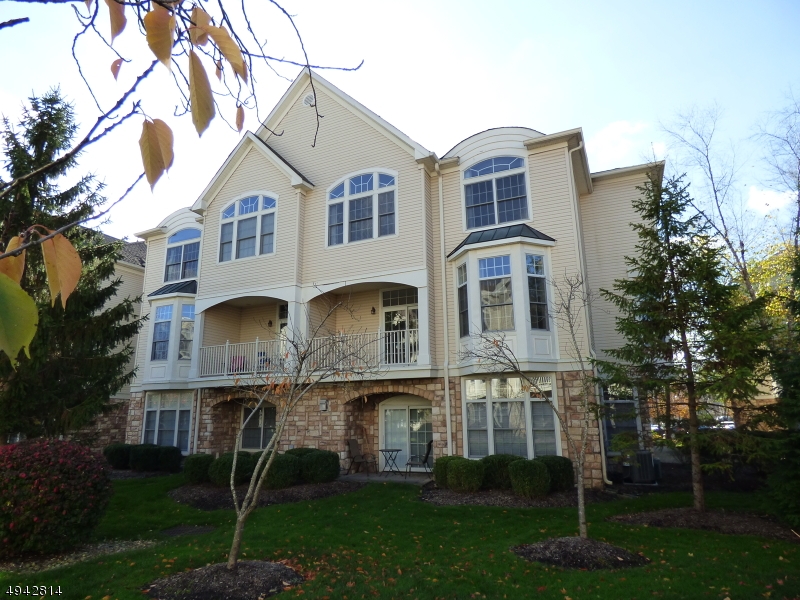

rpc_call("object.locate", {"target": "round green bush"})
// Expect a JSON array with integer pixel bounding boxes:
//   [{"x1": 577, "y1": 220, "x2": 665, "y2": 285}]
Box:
[
  {"x1": 509, "y1": 459, "x2": 551, "y2": 498},
  {"x1": 129, "y1": 444, "x2": 161, "y2": 471},
  {"x1": 447, "y1": 459, "x2": 485, "y2": 493},
  {"x1": 0, "y1": 439, "x2": 112, "y2": 557},
  {"x1": 208, "y1": 452, "x2": 256, "y2": 487},
  {"x1": 433, "y1": 455, "x2": 465, "y2": 489},
  {"x1": 158, "y1": 446, "x2": 183, "y2": 473},
  {"x1": 300, "y1": 450, "x2": 340, "y2": 483},
  {"x1": 479, "y1": 454, "x2": 525, "y2": 489},
  {"x1": 536, "y1": 455, "x2": 574, "y2": 492},
  {"x1": 263, "y1": 453, "x2": 300, "y2": 490},
  {"x1": 102, "y1": 443, "x2": 131, "y2": 469},
  {"x1": 285, "y1": 447, "x2": 320, "y2": 458},
  {"x1": 184, "y1": 453, "x2": 214, "y2": 484}
]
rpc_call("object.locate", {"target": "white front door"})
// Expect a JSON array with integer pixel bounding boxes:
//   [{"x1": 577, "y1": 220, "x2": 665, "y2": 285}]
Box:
[{"x1": 380, "y1": 397, "x2": 433, "y2": 471}]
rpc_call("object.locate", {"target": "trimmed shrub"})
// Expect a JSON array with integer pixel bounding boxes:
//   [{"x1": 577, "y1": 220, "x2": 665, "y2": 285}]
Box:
[
  {"x1": 509, "y1": 459, "x2": 551, "y2": 498},
  {"x1": 447, "y1": 459, "x2": 485, "y2": 493},
  {"x1": 480, "y1": 454, "x2": 525, "y2": 490},
  {"x1": 263, "y1": 453, "x2": 301, "y2": 490},
  {"x1": 536, "y1": 455, "x2": 574, "y2": 492},
  {"x1": 184, "y1": 453, "x2": 214, "y2": 484},
  {"x1": 158, "y1": 446, "x2": 183, "y2": 473},
  {"x1": 103, "y1": 443, "x2": 131, "y2": 469},
  {"x1": 285, "y1": 447, "x2": 320, "y2": 458},
  {"x1": 300, "y1": 450, "x2": 340, "y2": 483},
  {"x1": 129, "y1": 444, "x2": 161, "y2": 471},
  {"x1": 433, "y1": 455, "x2": 465, "y2": 489},
  {"x1": 208, "y1": 452, "x2": 256, "y2": 487},
  {"x1": 0, "y1": 439, "x2": 112, "y2": 557}
]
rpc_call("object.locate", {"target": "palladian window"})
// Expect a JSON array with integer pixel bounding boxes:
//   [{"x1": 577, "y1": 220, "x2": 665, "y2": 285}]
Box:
[
  {"x1": 464, "y1": 156, "x2": 528, "y2": 229},
  {"x1": 219, "y1": 195, "x2": 277, "y2": 262},
  {"x1": 328, "y1": 171, "x2": 397, "y2": 246}
]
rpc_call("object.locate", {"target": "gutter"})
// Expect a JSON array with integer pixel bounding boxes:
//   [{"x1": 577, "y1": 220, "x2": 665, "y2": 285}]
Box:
[{"x1": 436, "y1": 162, "x2": 453, "y2": 455}]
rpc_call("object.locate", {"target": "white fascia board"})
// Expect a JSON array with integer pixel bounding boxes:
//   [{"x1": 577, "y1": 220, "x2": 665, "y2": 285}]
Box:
[
  {"x1": 447, "y1": 236, "x2": 556, "y2": 262},
  {"x1": 146, "y1": 292, "x2": 197, "y2": 305},
  {"x1": 523, "y1": 127, "x2": 583, "y2": 149},
  {"x1": 256, "y1": 68, "x2": 431, "y2": 160},
  {"x1": 591, "y1": 160, "x2": 665, "y2": 183},
  {"x1": 135, "y1": 226, "x2": 167, "y2": 240}
]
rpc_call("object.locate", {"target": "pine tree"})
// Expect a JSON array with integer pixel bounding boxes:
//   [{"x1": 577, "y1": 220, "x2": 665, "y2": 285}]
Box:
[
  {"x1": 0, "y1": 89, "x2": 144, "y2": 438},
  {"x1": 597, "y1": 175, "x2": 770, "y2": 511}
]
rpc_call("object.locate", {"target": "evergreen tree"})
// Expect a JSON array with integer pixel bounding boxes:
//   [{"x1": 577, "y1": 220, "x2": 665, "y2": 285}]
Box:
[
  {"x1": 597, "y1": 175, "x2": 770, "y2": 511},
  {"x1": 0, "y1": 89, "x2": 144, "y2": 438}
]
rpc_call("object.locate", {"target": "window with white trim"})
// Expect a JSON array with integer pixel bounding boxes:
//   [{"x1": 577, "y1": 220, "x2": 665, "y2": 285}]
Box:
[
  {"x1": 457, "y1": 263, "x2": 469, "y2": 338},
  {"x1": 478, "y1": 255, "x2": 514, "y2": 331},
  {"x1": 465, "y1": 376, "x2": 557, "y2": 459},
  {"x1": 526, "y1": 254, "x2": 548, "y2": 330},
  {"x1": 179, "y1": 304, "x2": 195, "y2": 360},
  {"x1": 164, "y1": 228, "x2": 201, "y2": 282},
  {"x1": 327, "y1": 171, "x2": 396, "y2": 246},
  {"x1": 602, "y1": 385, "x2": 640, "y2": 453},
  {"x1": 464, "y1": 156, "x2": 527, "y2": 229},
  {"x1": 143, "y1": 391, "x2": 193, "y2": 451},
  {"x1": 219, "y1": 195, "x2": 277, "y2": 262},
  {"x1": 151, "y1": 305, "x2": 172, "y2": 360},
  {"x1": 241, "y1": 404, "x2": 277, "y2": 450}
]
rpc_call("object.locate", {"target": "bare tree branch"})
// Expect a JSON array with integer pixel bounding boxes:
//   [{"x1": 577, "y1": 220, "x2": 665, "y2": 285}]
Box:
[{"x1": 0, "y1": 17, "x2": 30, "y2": 29}]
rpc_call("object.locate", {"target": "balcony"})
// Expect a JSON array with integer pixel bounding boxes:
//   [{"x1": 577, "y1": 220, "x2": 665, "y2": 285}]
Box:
[{"x1": 197, "y1": 329, "x2": 419, "y2": 378}]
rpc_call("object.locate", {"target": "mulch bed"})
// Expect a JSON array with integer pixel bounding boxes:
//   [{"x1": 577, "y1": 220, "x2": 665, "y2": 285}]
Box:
[
  {"x1": 0, "y1": 539, "x2": 158, "y2": 574},
  {"x1": 608, "y1": 507, "x2": 800, "y2": 542},
  {"x1": 512, "y1": 537, "x2": 650, "y2": 570},
  {"x1": 144, "y1": 560, "x2": 304, "y2": 600},
  {"x1": 169, "y1": 481, "x2": 365, "y2": 511},
  {"x1": 420, "y1": 486, "x2": 618, "y2": 508}
]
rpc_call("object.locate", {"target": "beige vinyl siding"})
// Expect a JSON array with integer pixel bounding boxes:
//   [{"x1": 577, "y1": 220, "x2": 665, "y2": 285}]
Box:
[
  {"x1": 132, "y1": 236, "x2": 166, "y2": 384},
  {"x1": 307, "y1": 294, "x2": 334, "y2": 337},
  {"x1": 580, "y1": 173, "x2": 646, "y2": 359},
  {"x1": 265, "y1": 84, "x2": 424, "y2": 284},
  {"x1": 334, "y1": 289, "x2": 381, "y2": 334},
  {"x1": 198, "y1": 147, "x2": 298, "y2": 299},
  {"x1": 238, "y1": 303, "x2": 278, "y2": 341},
  {"x1": 202, "y1": 304, "x2": 242, "y2": 346},
  {"x1": 110, "y1": 262, "x2": 145, "y2": 399},
  {"x1": 424, "y1": 169, "x2": 438, "y2": 365},
  {"x1": 440, "y1": 169, "x2": 463, "y2": 363}
]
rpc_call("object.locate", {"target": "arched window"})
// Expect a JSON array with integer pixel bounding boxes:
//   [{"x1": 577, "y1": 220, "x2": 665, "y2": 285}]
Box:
[
  {"x1": 327, "y1": 171, "x2": 397, "y2": 246},
  {"x1": 463, "y1": 156, "x2": 527, "y2": 229},
  {"x1": 164, "y1": 228, "x2": 201, "y2": 282},
  {"x1": 219, "y1": 195, "x2": 278, "y2": 262}
]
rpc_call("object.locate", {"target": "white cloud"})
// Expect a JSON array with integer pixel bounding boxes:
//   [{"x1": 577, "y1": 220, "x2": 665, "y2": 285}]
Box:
[
  {"x1": 585, "y1": 121, "x2": 663, "y2": 172},
  {"x1": 746, "y1": 186, "x2": 794, "y2": 215}
]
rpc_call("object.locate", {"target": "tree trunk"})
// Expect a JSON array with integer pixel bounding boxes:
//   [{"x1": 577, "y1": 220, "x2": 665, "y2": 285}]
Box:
[
  {"x1": 576, "y1": 461, "x2": 587, "y2": 539},
  {"x1": 664, "y1": 385, "x2": 672, "y2": 441},
  {"x1": 227, "y1": 514, "x2": 247, "y2": 571},
  {"x1": 686, "y1": 388, "x2": 705, "y2": 512}
]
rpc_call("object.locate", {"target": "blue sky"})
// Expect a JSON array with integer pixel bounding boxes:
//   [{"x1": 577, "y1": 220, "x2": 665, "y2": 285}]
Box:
[{"x1": 1, "y1": 0, "x2": 799, "y2": 239}]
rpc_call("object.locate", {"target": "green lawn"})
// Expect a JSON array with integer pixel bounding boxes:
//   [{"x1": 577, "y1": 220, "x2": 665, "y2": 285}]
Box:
[{"x1": 1, "y1": 476, "x2": 798, "y2": 600}]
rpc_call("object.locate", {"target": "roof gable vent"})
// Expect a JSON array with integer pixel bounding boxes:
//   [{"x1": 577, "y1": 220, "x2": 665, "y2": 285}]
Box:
[{"x1": 302, "y1": 93, "x2": 315, "y2": 107}]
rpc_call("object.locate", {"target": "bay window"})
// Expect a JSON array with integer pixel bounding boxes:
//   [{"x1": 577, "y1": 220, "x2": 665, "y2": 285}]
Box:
[
  {"x1": 457, "y1": 263, "x2": 469, "y2": 337},
  {"x1": 526, "y1": 254, "x2": 548, "y2": 330},
  {"x1": 151, "y1": 305, "x2": 172, "y2": 360},
  {"x1": 478, "y1": 255, "x2": 514, "y2": 331},
  {"x1": 179, "y1": 304, "x2": 195, "y2": 360}
]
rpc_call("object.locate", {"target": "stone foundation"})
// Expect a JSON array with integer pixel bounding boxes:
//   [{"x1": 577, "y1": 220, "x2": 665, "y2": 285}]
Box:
[{"x1": 73, "y1": 399, "x2": 130, "y2": 453}]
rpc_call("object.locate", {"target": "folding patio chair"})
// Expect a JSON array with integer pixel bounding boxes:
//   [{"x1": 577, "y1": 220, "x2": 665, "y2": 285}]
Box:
[
  {"x1": 405, "y1": 439, "x2": 433, "y2": 478},
  {"x1": 346, "y1": 439, "x2": 377, "y2": 474}
]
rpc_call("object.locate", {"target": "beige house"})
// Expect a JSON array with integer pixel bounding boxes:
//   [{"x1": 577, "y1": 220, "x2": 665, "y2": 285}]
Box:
[{"x1": 124, "y1": 69, "x2": 659, "y2": 487}]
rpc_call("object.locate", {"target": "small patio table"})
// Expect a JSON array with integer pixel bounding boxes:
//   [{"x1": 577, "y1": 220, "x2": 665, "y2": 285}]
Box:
[{"x1": 378, "y1": 448, "x2": 402, "y2": 476}]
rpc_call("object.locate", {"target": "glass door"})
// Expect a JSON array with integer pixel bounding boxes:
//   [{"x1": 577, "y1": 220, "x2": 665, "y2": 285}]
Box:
[
  {"x1": 383, "y1": 408, "x2": 408, "y2": 468},
  {"x1": 409, "y1": 407, "x2": 432, "y2": 467}
]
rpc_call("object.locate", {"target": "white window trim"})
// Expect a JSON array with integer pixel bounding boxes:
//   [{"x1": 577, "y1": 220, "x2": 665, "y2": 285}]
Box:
[
  {"x1": 178, "y1": 302, "x2": 195, "y2": 361},
  {"x1": 460, "y1": 374, "x2": 562, "y2": 460},
  {"x1": 217, "y1": 191, "x2": 280, "y2": 265},
  {"x1": 150, "y1": 302, "x2": 174, "y2": 362},
  {"x1": 163, "y1": 229, "x2": 202, "y2": 284},
  {"x1": 325, "y1": 168, "x2": 399, "y2": 248},
  {"x1": 477, "y1": 254, "x2": 515, "y2": 332},
  {"x1": 460, "y1": 154, "x2": 531, "y2": 232},
  {"x1": 456, "y1": 262, "x2": 469, "y2": 339},
  {"x1": 238, "y1": 403, "x2": 277, "y2": 451},
  {"x1": 525, "y1": 252, "x2": 550, "y2": 332},
  {"x1": 141, "y1": 391, "x2": 194, "y2": 454}
]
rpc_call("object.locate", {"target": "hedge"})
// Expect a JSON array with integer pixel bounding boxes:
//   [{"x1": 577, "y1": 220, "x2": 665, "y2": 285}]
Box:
[
  {"x1": 285, "y1": 447, "x2": 320, "y2": 458},
  {"x1": 208, "y1": 452, "x2": 255, "y2": 487},
  {"x1": 300, "y1": 450, "x2": 340, "y2": 483},
  {"x1": 447, "y1": 459, "x2": 485, "y2": 493},
  {"x1": 263, "y1": 453, "x2": 300, "y2": 489},
  {"x1": 536, "y1": 455, "x2": 574, "y2": 492},
  {"x1": 103, "y1": 443, "x2": 131, "y2": 469},
  {"x1": 509, "y1": 459, "x2": 551, "y2": 498},
  {"x1": 159, "y1": 446, "x2": 183, "y2": 473},
  {"x1": 129, "y1": 444, "x2": 161, "y2": 471},
  {"x1": 184, "y1": 453, "x2": 214, "y2": 484},
  {"x1": 480, "y1": 454, "x2": 524, "y2": 489},
  {"x1": 433, "y1": 455, "x2": 465, "y2": 489}
]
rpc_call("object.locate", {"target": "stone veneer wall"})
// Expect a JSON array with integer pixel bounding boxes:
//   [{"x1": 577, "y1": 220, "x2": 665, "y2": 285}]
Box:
[
  {"x1": 125, "y1": 392, "x2": 145, "y2": 445},
  {"x1": 73, "y1": 399, "x2": 130, "y2": 453}
]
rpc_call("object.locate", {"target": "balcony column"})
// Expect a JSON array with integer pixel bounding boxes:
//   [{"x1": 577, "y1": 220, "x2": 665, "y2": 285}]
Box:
[
  {"x1": 417, "y1": 285, "x2": 430, "y2": 366},
  {"x1": 188, "y1": 310, "x2": 205, "y2": 378},
  {"x1": 287, "y1": 299, "x2": 308, "y2": 342}
]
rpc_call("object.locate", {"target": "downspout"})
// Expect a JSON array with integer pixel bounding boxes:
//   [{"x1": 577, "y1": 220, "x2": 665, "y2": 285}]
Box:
[
  {"x1": 437, "y1": 163, "x2": 453, "y2": 455},
  {"x1": 193, "y1": 388, "x2": 202, "y2": 454},
  {"x1": 567, "y1": 141, "x2": 612, "y2": 485}
]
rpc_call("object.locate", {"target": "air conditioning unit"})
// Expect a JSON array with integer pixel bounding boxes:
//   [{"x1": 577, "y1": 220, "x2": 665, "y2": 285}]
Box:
[{"x1": 630, "y1": 450, "x2": 656, "y2": 484}]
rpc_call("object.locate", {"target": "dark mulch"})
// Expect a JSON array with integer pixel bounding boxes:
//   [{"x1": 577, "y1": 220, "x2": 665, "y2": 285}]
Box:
[
  {"x1": 420, "y1": 486, "x2": 618, "y2": 508},
  {"x1": 144, "y1": 560, "x2": 303, "y2": 600},
  {"x1": 110, "y1": 469, "x2": 166, "y2": 480},
  {"x1": 0, "y1": 540, "x2": 158, "y2": 574},
  {"x1": 608, "y1": 507, "x2": 800, "y2": 542},
  {"x1": 160, "y1": 525, "x2": 216, "y2": 538},
  {"x1": 169, "y1": 481, "x2": 365, "y2": 511},
  {"x1": 512, "y1": 536, "x2": 650, "y2": 570}
]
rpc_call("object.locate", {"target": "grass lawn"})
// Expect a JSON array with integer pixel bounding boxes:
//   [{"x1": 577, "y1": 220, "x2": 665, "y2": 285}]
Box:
[{"x1": 1, "y1": 476, "x2": 798, "y2": 600}]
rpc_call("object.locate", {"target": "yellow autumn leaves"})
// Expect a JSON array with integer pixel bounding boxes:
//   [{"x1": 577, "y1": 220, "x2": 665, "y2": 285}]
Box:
[
  {"x1": 103, "y1": 1, "x2": 247, "y2": 189},
  {"x1": 0, "y1": 231, "x2": 82, "y2": 368}
]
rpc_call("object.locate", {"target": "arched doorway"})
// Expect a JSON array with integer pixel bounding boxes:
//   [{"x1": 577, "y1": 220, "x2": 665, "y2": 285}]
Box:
[{"x1": 379, "y1": 395, "x2": 433, "y2": 471}]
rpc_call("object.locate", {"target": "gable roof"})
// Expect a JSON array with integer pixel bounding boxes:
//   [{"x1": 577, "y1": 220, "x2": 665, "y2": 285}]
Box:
[
  {"x1": 448, "y1": 224, "x2": 556, "y2": 258},
  {"x1": 191, "y1": 131, "x2": 314, "y2": 215},
  {"x1": 256, "y1": 68, "x2": 433, "y2": 161},
  {"x1": 101, "y1": 233, "x2": 147, "y2": 268}
]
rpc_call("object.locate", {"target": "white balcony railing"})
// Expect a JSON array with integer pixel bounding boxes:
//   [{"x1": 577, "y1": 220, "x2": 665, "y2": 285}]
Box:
[{"x1": 197, "y1": 329, "x2": 419, "y2": 377}]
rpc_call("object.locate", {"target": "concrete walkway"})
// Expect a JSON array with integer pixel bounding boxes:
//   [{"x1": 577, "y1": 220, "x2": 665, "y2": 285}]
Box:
[{"x1": 339, "y1": 472, "x2": 432, "y2": 486}]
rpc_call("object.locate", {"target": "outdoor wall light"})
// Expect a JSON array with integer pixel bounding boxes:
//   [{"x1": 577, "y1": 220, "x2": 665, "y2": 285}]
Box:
[
  {"x1": 370, "y1": 307, "x2": 376, "y2": 315},
  {"x1": 319, "y1": 398, "x2": 329, "y2": 412},
  {"x1": 267, "y1": 319, "x2": 273, "y2": 327}
]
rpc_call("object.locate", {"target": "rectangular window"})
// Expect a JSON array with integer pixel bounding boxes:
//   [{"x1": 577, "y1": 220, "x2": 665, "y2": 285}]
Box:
[
  {"x1": 144, "y1": 392, "x2": 193, "y2": 452},
  {"x1": 143, "y1": 410, "x2": 157, "y2": 444},
  {"x1": 181, "y1": 242, "x2": 199, "y2": 278},
  {"x1": 457, "y1": 263, "x2": 469, "y2": 338},
  {"x1": 602, "y1": 386, "x2": 639, "y2": 453},
  {"x1": 478, "y1": 256, "x2": 514, "y2": 331},
  {"x1": 382, "y1": 288, "x2": 418, "y2": 307},
  {"x1": 349, "y1": 196, "x2": 373, "y2": 242},
  {"x1": 466, "y1": 379, "x2": 488, "y2": 458},
  {"x1": 219, "y1": 222, "x2": 233, "y2": 262},
  {"x1": 260, "y1": 213, "x2": 275, "y2": 254},
  {"x1": 241, "y1": 405, "x2": 277, "y2": 450},
  {"x1": 465, "y1": 180, "x2": 496, "y2": 229},
  {"x1": 328, "y1": 203, "x2": 343, "y2": 246},
  {"x1": 236, "y1": 217, "x2": 257, "y2": 259},
  {"x1": 151, "y1": 305, "x2": 172, "y2": 360},
  {"x1": 378, "y1": 190, "x2": 395, "y2": 236},
  {"x1": 496, "y1": 173, "x2": 528, "y2": 223},
  {"x1": 526, "y1": 254, "x2": 548, "y2": 330},
  {"x1": 492, "y1": 377, "x2": 527, "y2": 457},
  {"x1": 531, "y1": 377, "x2": 557, "y2": 456},
  {"x1": 164, "y1": 246, "x2": 182, "y2": 281},
  {"x1": 179, "y1": 304, "x2": 194, "y2": 360}
]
